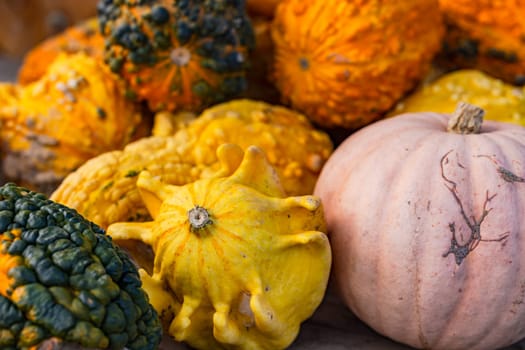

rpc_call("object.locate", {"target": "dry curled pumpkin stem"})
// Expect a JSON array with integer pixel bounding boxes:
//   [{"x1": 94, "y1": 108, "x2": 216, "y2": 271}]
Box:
[{"x1": 447, "y1": 102, "x2": 485, "y2": 134}]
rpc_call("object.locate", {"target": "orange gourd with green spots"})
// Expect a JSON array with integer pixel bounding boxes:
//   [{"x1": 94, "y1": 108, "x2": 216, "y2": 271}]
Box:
[{"x1": 98, "y1": 0, "x2": 255, "y2": 112}]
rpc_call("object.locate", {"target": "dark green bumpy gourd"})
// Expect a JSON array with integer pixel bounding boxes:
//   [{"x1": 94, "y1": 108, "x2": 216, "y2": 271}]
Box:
[{"x1": 0, "y1": 183, "x2": 161, "y2": 350}]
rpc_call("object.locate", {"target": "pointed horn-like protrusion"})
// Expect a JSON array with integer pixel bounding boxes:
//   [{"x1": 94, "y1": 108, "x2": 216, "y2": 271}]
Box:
[
  {"x1": 137, "y1": 171, "x2": 174, "y2": 219},
  {"x1": 213, "y1": 143, "x2": 245, "y2": 178},
  {"x1": 106, "y1": 221, "x2": 155, "y2": 245},
  {"x1": 229, "y1": 145, "x2": 285, "y2": 197}
]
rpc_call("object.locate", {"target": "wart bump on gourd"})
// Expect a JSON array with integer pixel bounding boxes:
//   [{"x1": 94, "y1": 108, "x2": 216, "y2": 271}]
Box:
[
  {"x1": 51, "y1": 99, "x2": 333, "y2": 230},
  {"x1": 107, "y1": 143, "x2": 332, "y2": 350}
]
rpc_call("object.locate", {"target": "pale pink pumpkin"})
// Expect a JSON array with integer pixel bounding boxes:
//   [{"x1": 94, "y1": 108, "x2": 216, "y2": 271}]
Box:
[{"x1": 314, "y1": 103, "x2": 525, "y2": 350}]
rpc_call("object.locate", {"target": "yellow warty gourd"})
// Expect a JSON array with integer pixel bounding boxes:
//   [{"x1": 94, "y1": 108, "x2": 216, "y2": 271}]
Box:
[
  {"x1": 157, "y1": 99, "x2": 333, "y2": 194},
  {"x1": 0, "y1": 52, "x2": 145, "y2": 195},
  {"x1": 51, "y1": 99, "x2": 333, "y2": 229},
  {"x1": 107, "y1": 143, "x2": 332, "y2": 350},
  {"x1": 389, "y1": 69, "x2": 525, "y2": 126}
]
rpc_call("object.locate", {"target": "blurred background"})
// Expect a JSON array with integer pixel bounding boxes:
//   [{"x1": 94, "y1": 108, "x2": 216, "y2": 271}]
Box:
[{"x1": 0, "y1": 0, "x2": 99, "y2": 80}]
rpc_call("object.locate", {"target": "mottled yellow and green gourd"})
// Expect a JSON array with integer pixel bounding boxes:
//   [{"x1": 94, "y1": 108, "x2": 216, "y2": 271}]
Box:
[{"x1": 0, "y1": 52, "x2": 146, "y2": 196}]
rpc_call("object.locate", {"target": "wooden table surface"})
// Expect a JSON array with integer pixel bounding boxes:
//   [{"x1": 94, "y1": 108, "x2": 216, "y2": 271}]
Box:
[{"x1": 157, "y1": 287, "x2": 525, "y2": 350}]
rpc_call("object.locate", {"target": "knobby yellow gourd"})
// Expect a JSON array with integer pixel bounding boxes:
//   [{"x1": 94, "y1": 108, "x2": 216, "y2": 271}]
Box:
[
  {"x1": 154, "y1": 99, "x2": 334, "y2": 195},
  {"x1": 389, "y1": 69, "x2": 525, "y2": 126},
  {"x1": 107, "y1": 144, "x2": 332, "y2": 350},
  {"x1": 51, "y1": 99, "x2": 333, "y2": 229}
]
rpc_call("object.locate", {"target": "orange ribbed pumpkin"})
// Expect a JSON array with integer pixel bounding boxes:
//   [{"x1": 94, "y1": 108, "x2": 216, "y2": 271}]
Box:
[
  {"x1": 271, "y1": 0, "x2": 444, "y2": 129},
  {"x1": 438, "y1": 0, "x2": 525, "y2": 85}
]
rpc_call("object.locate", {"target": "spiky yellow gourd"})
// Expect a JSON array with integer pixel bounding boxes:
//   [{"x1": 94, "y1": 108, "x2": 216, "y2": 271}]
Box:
[{"x1": 107, "y1": 144, "x2": 332, "y2": 350}]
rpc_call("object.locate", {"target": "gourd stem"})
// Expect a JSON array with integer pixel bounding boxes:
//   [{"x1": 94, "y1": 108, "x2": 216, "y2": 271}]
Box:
[
  {"x1": 171, "y1": 47, "x2": 191, "y2": 66},
  {"x1": 447, "y1": 102, "x2": 484, "y2": 134},
  {"x1": 188, "y1": 206, "x2": 212, "y2": 230}
]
